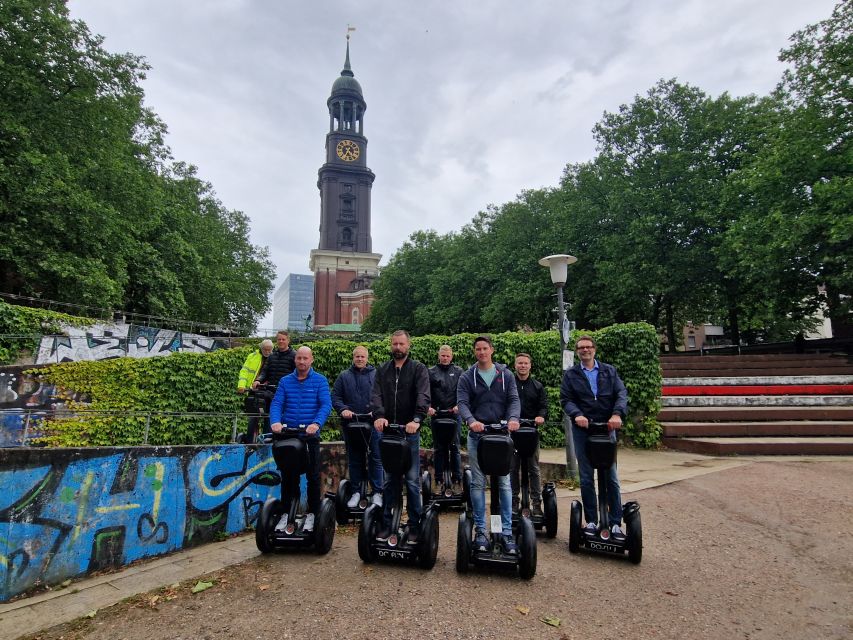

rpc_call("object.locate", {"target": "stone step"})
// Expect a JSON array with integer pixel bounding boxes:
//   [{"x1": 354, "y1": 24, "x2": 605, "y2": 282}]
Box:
[
  {"x1": 662, "y1": 375, "x2": 853, "y2": 386},
  {"x1": 661, "y1": 395, "x2": 853, "y2": 407},
  {"x1": 658, "y1": 405, "x2": 853, "y2": 421},
  {"x1": 661, "y1": 354, "x2": 852, "y2": 365},
  {"x1": 662, "y1": 436, "x2": 853, "y2": 456},
  {"x1": 663, "y1": 366, "x2": 853, "y2": 377},
  {"x1": 661, "y1": 421, "x2": 853, "y2": 437},
  {"x1": 662, "y1": 384, "x2": 853, "y2": 396}
]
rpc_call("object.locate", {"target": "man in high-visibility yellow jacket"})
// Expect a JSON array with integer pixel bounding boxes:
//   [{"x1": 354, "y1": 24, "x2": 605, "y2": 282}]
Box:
[{"x1": 237, "y1": 339, "x2": 274, "y2": 442}]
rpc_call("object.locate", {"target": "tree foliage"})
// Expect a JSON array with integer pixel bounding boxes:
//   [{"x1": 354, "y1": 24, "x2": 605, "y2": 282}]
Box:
[
  {"x1": 365, "y1": 3, "x2": 851, "y2": 346},
  {"x1": 0, "y1": 0, "x2": 274, "y2": 332}
]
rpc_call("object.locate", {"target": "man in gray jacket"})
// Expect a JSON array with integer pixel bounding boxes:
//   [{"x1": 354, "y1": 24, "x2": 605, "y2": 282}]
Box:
[{"x1": 457, "y1": 335, "x2": 520, "y2": 556}]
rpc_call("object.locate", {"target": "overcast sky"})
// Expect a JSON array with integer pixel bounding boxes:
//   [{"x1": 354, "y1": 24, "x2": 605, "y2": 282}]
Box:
[{"x1": 66, "y1": 0, "x2": 837, "y2": 332}]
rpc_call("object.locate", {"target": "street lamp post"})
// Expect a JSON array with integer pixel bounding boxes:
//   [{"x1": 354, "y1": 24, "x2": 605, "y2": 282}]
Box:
[{"x1": 539, "y1": 254, "x2": 579, "y2": 481}]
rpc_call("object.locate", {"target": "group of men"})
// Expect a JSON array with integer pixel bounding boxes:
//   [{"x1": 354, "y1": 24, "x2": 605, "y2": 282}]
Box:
[{"x1": 236, "y1": 329, "x2": 628, "y2": 545}]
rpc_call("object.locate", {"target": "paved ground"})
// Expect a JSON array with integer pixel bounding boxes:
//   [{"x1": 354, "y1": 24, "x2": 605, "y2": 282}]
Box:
[{"x1": 3, "y1": 449, "x2": 851, "y2": 640}]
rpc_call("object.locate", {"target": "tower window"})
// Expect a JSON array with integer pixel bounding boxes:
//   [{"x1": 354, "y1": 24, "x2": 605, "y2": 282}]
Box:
[{"x1": 341, "y1": 227, "x2": 353, "y2": 246}]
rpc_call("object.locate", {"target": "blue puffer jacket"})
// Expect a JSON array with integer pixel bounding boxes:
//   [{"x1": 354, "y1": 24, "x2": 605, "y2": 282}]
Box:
[
  {"x1": 331, "y1": 364, "x2": 376, "y2": 417},
  {"x1": 269, "y1": 368, "x2": 332, "y2": 431}
]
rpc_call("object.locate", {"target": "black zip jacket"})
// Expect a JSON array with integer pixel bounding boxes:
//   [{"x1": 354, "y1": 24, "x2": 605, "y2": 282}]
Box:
[
  {"x1": 370, "y1": 357, "x2": 431, "y2": 424},
  {"x1": 428, "y1": 363, "x2": 464, "y2": 410},
  {"x1": 256, "y1": 347, "x2": 296, "y2": 388},
  {"x1": 514, "y1": 375, "x2": 549, "y2": 421}
]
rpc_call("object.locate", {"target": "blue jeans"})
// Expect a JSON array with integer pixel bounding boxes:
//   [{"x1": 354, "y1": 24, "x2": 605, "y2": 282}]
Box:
[
  {"x1": 572, "y1": 426, "x2": 623, "y2": 526},
  {"x1": 382, "y1": 432, "x2": 422, "y2": 532},
  {"x1": 467, "y1": 432, "x2": 513, "y2": 535},
  {"x1": 347, "y1": 426, "x2": 385, "y2": 495}
]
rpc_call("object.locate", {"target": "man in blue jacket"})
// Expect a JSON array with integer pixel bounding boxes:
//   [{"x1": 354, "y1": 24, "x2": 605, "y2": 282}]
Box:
[
  {"x1": 560, "y1": 335, "x2": 628, "y2": 541},
  {"x1": 332, "y1": 345, "x2": 383, "y2": 508},
  {"x1": 269, "y1": 346, "x2": 332, "y2": 533},
  {"x1": 457, "y1": 335, "x2": 520, "y2": 556}
]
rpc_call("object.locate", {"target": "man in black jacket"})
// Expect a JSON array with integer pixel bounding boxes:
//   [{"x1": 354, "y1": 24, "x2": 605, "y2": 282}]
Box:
[
  {"x1": 253, "y1": 331, "x2": 297, "y2": 423},
  {"x1": 427, "y1": 344, "x2": 463, "y2": 489},
  {"x1": 560, "y1": 335, "x2": 628, "y2": 541},
  {"x1": 511, "y1": 352, "x2": 549, "y2": 516},
  {"x1": 370, "y1": 330, "x2": 431, "y2": 542}
]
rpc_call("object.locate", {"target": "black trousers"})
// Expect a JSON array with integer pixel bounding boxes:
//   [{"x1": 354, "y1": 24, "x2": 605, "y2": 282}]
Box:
[{"x1": 280, "y1": 437, "x2": 321, "y2": 515}]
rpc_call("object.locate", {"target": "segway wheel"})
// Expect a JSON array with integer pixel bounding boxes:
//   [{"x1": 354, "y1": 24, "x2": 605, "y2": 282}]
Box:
[
  {"x1": 421, "y1": 471, "x2": 432, "y2": 507},
  {"x1": 462, "y1": 468, "x2": 473, "y2": 511},
  {"x1": 517, "y1": 517, "x2": 537, "y2": 580},
  {"x1": 568, "y1": 500, "x2": 582, "y2": 553},
  {"x1": 455, "y1": 513, "x2": 471, "y2": 573},
  {"x1": 358, "y1": 504, "x2": 379, "y2": 563},
  {"x1": 255, "y1": 497, "x2": 281, "y2": 554},
  {"x1": 418, "y1": 508, "x2": 440, "y2": 570},
  {"x1": 335, "y1": 479, "x2": 351, "y2": 525},
  {"x1": 625, "y1": 508, "x2": 643, "y2": 565},
  {"x1": 543, "y1": 487, "x2": 558, "y2": 539},
  {"x1": 315, "y1": 499, "x2": 337, "y2": 555}
]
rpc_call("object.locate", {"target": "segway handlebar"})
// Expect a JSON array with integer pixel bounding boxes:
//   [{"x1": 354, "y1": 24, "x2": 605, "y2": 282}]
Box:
[
  {"x1": 483, "y1": 422, "x2": 509, "y2": 434},
  {"x1": 432, "y1": 408, "x2": 456, "y2": 419},
  {"x1": 259, "y1": 424, "x2": 319, "y2": 443}
]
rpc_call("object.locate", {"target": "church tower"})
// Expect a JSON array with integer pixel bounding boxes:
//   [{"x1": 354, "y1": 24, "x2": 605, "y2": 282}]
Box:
[{"x1": 309, "y1": 36, "x2": 381, "y2": 328}]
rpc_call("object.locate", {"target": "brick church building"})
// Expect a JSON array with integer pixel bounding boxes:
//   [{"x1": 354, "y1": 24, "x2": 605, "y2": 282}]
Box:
[{"x1": 308, "y1": 38, "x2": 381, "y2": 328}]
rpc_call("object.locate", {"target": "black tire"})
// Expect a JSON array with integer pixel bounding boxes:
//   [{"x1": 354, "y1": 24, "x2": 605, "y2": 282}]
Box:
[
  {"x1": 462, "y1": 468, "x2": 473, "y2": 512},
  {"x1": 358, "y1": 504, "x2": 379, "y2": 563},
  {"x1": 518, "y1": 516, "x2": 537, "y2": 580},
  {"x1": 315, "y1": 499, "x2": 336, "y2": 555},
  {"x1": 455, "y1": 513, "x2": 471, "y2": 573},
  {"x1": 255, "y1": 498, "x2": 281, "y2": 554},
  {"x1": 568, "y1": 500, "x2": 582, "y2": 553},
  {"x1": 543, "y1": 487, "x2": 558, "y2": 539},
  {"x1": 626, "y1": 511, "x2": 643, "y2": 565},
  {"x1": 335, "y1": 479, "x2": 351, "y2": 526},
  {"x1": 418, "y1": 508, "x2": 440, "y2": 570},
  {"x1": 421, "y1": 471, "x2": 432, "y2": 507}
]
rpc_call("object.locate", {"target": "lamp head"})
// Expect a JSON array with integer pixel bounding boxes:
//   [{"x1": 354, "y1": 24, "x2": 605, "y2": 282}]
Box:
[{"x1": 538, "y1": 254, "x2": 577, "y2": 286}]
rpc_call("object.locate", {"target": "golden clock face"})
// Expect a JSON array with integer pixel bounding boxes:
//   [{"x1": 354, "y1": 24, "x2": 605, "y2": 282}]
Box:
[{"x1": 336, "y1": 139, "x2": 360, "y2": 162}]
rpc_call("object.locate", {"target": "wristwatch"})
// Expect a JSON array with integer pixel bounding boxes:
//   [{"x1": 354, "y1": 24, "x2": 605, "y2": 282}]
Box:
[{"x1": 413, "y1": 416, "x2": 421, "y2": 424}]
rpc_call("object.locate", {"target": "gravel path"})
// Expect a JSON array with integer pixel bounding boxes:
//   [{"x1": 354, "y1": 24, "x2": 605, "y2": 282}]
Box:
[{"x1": 24, "y1": 459, "x2": 853, "y2": 640}]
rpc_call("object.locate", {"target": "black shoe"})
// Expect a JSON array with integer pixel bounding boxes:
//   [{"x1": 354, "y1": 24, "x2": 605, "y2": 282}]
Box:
[
  {"x1": 473, "y1": 530, "x2": 490, "y2": 552},
  {"x1": 502, "y1": 534, "x2": 519, "y2": 556},
  {"x1": 407, "y1": 528, "x2": 419, "y2": 544},
  {"x1": 376, "y1": 528, "x2": 391, "y2": 542},
  {"x1": 531, "y1": 503, "x2": 544, "y2": 518}
]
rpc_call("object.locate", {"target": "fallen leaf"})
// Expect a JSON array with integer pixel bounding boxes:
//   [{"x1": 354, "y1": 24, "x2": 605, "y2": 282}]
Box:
[
  {"x1": 665, "y1": 591, "x2": 679, "y2": 596},
  {"x1": 258, "y1": 584, "x2": 270, "y2": 591},
  {"x1": 60, "y1": 579, "x2": 72, "y2": 588},
  {"x1": 191, "y1": 580, "x2": 214, "y2": 594},
  {"x1": 149, "y1": 595, "x2": 160, "y2": 606},
  {"x1": 85, "y1": 610, "x2": 97, "y2": 618},
  {"x1": 516, "y1": 605, "x2": 531, "y2": 615},
  {"x1": 540, "y1": 615, "x2": 562, "y2": 627}
]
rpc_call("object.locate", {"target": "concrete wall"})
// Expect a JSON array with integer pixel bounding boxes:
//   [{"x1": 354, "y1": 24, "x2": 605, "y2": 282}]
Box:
[{"x1": 0, "y1": 442, "x2": 353, "y2": 602}]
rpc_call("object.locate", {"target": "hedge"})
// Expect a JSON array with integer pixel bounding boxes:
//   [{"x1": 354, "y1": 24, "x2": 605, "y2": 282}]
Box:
[{"x1": 30, "y1": 322, "x2": 661, "y2": 448}]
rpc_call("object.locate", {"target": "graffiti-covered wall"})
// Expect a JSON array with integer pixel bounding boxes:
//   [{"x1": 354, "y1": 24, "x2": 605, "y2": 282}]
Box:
[
  {"x1": 36, "y1": 322, "x2": 230, "y2": 364},
  {"x1": 0, "y1": 443, "x2": 349, "y2": 602}
]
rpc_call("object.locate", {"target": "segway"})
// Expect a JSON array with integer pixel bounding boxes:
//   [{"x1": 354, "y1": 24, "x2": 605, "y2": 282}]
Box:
[
  {"x1": 421, "y1": 409, "x2": 468, "y2": 510},
  {"x1": 238, "y1": 383, "x2": 275, "y2": 443},
  {"x1": 255, "y1": 426, "x2": 336, "y2": 554},
  {"x1": 456, "y1": 423, "x2": 536, "y2": 579},
  {"x1": 358, "y1": 424, "x2": 439, "y2": 569},
  {"x1": 335, "y1": 413, "x2": 379, "y2": 525},
  {"x1": 511, "y1": 419, "x2": 558, "y2": 538},
  {"x1": 568, "y1": 422, "x2": 642, "y2": 564}
]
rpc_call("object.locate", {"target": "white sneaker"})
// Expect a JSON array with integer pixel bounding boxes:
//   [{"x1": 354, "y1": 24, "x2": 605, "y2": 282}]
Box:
[
  {"x1": 372, "y1": 493, "x2": 383, "y2": 507},
  {"x1": 302, "y1": 513, "x2": 315, "y2": 532},
  {"x1": 583, "y1": 521, "x2": 597, "y2": 534},
  {"x1": 347, "y1": 492, "x2": 361, "y2": 508},
  {"x1": 274, "y1": 514, "x2": 288, "y2": 532},
  {"x1": 611, "y1": 524, "x2": 626, "y2": 541}
]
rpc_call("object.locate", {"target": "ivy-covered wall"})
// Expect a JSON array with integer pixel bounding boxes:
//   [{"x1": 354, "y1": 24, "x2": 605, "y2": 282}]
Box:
[{"x1": 30, "y1": 323, "x2": 661, "y2": 448}]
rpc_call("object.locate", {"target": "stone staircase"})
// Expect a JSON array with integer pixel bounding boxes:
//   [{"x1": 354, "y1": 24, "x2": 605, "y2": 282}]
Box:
[{"x1": 659, "y1": 353, "x2": 853, "y2": 455}]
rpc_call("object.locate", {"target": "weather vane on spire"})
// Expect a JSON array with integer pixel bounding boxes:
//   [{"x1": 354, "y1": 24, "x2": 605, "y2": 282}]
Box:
[{"x1": 346, "y1": 24, "x2": 356, "y2": 41}]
